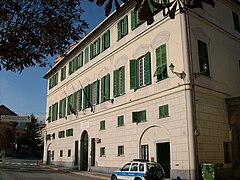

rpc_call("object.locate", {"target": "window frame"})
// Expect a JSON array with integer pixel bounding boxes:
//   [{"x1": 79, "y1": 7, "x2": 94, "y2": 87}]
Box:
[
  {"x1": 100, "y1": 147, "x2": 105, "y2": 157},
  {"x1": 159, "y1": 104, "x2": 169, "y2": 119},
  {"x1": 117, "y1": 16, "x2": 128, "y2": 40},
  {"x1": 100, "y1": 120, "x2": 106, "y2": 130},
  {"x1": 118, "y1": 145, "x2": 124, "y2": 156},
  {"x1": 113, "y1": 66, "x2": 125, "y2": 97}
]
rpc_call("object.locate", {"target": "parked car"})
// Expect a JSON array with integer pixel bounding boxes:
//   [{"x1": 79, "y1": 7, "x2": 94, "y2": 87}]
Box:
[{"x1": 111, "y1": 159, "x2": 165, "y2": 180}]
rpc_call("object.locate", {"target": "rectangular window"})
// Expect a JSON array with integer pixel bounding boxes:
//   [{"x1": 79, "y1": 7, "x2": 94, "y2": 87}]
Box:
[
  {"x1": 52, "y1": 151, "x2": 54, "y2": 160},
  {"x1": 118, "y1": 146, "x2": 124, "y2": 156},
  {"x1": 130, "y1": 52, "x2": 151, "y2": 90},
  {"x1": 102, "y1": 30, "x2": 110, "y2": 51},
  {"x1": 131, "y1": 10, "x2": 144, "y2": 30},
  {"x1": 59, "y1": 98, "x2": 66, "y2": 118},
  {"x1": 68, "y1": 149, "x2": 71, "y2": 157},
  {"x1": 66, "y1": 128, "x2": 73, "y2": 137},
  {"x1": 132, "y1": 110, "x2": 147, "y2": 124},
  {"x1": 78, "y1": 51, "x2": 84, "y2": 68},
  {"x1": 113, "y1": 66, "x2": 125, "y2": 97},
  {"x1": 101, "y1": 74, "x2": 110, "y2": 103},
  {"x1": 154, "y1": 44, "x2": 168, "y2": 81},
  {"x1": 117, "y1": 16, "x2": 128, "y2": 40},
  {"x1": 224, "y1": 142, "x2": 232, "y2": 163},
  {"x1": 91, "y1": 80, "x2": 100, "y2": 105},
  {"x1": 49, "y1": 73, "x2": 58, "y2": 89},
  {"x1": 46, "y1": 134, "x2": 51, "y2": 141},
  {"x1": 100, "y1": 120, "x2": 105, "y2": 130},
  {"x1": 141, "y1": 145, "x2": 149, "y2": 160},
  {"x1": 232, "y1": 11, "x2": 240, "y2": 32},
  {"x1": 100, "y1": 147, "x2": 105, "y2": 157},
  {"x1": 60, "y1": 150, "x2": 63, "y2": 157},
  {"x1": 61, "y1": 66, "x2": 66, "y2": 81},
  {"x1": 117, "y1": 115, "x2": 124, "y2": 127},
  {"x1": 90, "y1": 38, "x2": 100, "y2": 60},
  {"x1": 48, "y1": 106, "x2": 52, "y2": 123},
  {"x1": 67, "y1": 94, "x2": 74, "y2": 115},
  {"x1": 51, "y1": 102, "x2": 58, "y2": 121},
  {"x1": 159, "y1": 104, "x2": 169, "y2": 118},
  {"x1": 197, "y1": 40, "x2": 210, "y2": 76},
  {"x1": 69, "y1": 60, "x2": 74, "y2": 75},
  {"x1": 52, "y1": 133, "x2": 55, "y2": 139},
  {"x1": 58, "y1": 131, "x2": 65, "y2": 138}
]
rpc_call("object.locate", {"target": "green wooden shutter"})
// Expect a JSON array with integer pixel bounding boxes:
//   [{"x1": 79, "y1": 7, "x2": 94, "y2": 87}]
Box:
[
  {"x1": 67, "y1": 96, "x2": 70, "y2": 115},
  {"x1": 80, "y1": 51, "x2": 83, "y2": 67},
  {"x1": 78, "y1": 89, "x2": 82, "y2": 111},
  {"x1": 130, "y1": 59, "x2": 137, "y2": 90},
  {"x1": 142, "y1": 110, "x2": 146, "y2": 122},
  {"x1": 48, "y1": 106, "x2": 52, "y2": 122},
  {"x1": 131, "y1": 11, "x2": 136, "y2": 30},
  {"x1": 132, "y1": 112, "x2": 138, "y2": 123},
  {"x1": 121, "y1": 66, "x2": 125, "y2": 94},
  {"x1": 56, "y1": 102, "x2": 58, "y2": 120},
  {"x1": 232, "y1": 11, "x2": 240, "y2": 31},
  {"x1": 123, "y1": 16, "x2": 128, "y2": 36},
  {"x1": 97, "y1": 38, "x2": 101, "y2": 55},
  {"x1": 90, "y1": 44, "x2": 93, "y2": 60},
  {"x1": 89, "y1": 84, "x2": 92, "y2": 108},
  {"x1": 113, "y1": 70, "x2": 119, "y2": 97},
  {"x1": 147, "y1": 0, "x2": 154, "y2": 12},
  {"x1": 73, "y1": 92, "x2": 77, "y2": 111},
  {"x1": 144, "y1": 52, "x2": 151, "y2": 85},
  {"x1": 96, "y1": 80, "x2": 100, "y2": 105},
  {"x1": 59, "y1": 100, "x2": 62, "y2": 118},
  {"x1": 106, "y1": 30, "x2": 110, "y2": 48},
  {"x1": 85, "y1": 47, "x2": 89, "y2": 64},
  {"x1": 63, "y1": 98, "x2": 66, "y2": 117},
  {"x1": 101, "y1": 77, "x2": 105, "y2": 103},
  {"x1": 83, "y1": 86, "x2": 87, "y2": 109},
  {"x1": 117, "y1": 21, "x2": 121, "y2": 40},
  {"x1": 106, "y1": 73, "x2": 110, "y2": 100},
  {"x1": 102, "y1": 34, "x2": 105, "y2": 51}
]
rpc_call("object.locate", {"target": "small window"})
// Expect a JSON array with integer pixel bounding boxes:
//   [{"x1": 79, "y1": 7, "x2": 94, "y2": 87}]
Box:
[
  {"x1": 132, "y1": 110, "x2": 147, "y2": 124},
  {"x1": 113, "y1": 66, "x2": 125, "y2": 97},
  {"x1": 52, "y1": 133, "x2": 55, "y2": 139},
  {"x1": 46, "y1": 134, "x2": 51, "y2": 141},
  {"x1": 232, "y1": 11, "x2": 240, "y2": 32},
  {"x1": 68, "y1": 149, "x2": 71, "y2": 157},
  {"x1": 51, "y1": 151, "x2": 54, "y2": 160},
  {"x1": 118, "y1": 146, "x2": 124, "y2": 156},
  {"x1": 117, "y1": 16, "x2": 128, "y2": 40},
  {"x1": 58, "y1": 131, "x2": 65, "y2": 138},
  {"x1": 159, "y1": 104, "x2": 169, "y2": 118},
  {"x1": 61, "y1": 66, "x2": 66, "y2": 81},
  {"x1": 141, "y1": 145, "x2": 149, "y2": 160},
  {"x1": 100, "y1": 147, "x2": 105, "y2": 157},
  {"x1": 60, "y1": 150, "x2": 63, "y2": 157},
  {"x1": 117, "y1": 115, "x2": 124, "y2": 127},
  {"x1": 100, "y1": 120, "x2": 105, "y2": 130},
  {"x1": 223, "y1": 142, "x2": 232, "y2": 163},
  {"x1": 197, "y1": 40, "x2": 210, "y2": 76},
  {"x1": 66, "y1": 128, "x2": 73, "y2": 137}
]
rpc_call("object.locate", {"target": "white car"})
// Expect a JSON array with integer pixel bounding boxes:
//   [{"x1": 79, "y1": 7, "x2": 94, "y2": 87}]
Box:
[{"x1": 111, "y1": 159, "x2": 165, "y2": 180}]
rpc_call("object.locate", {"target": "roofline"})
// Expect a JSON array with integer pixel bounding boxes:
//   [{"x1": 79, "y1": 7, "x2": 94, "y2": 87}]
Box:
[{"x1": 43, "y1": 2, "x2": 134, "y2": 79}]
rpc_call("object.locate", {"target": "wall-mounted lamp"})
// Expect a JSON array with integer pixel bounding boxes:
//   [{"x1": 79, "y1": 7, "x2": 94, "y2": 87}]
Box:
[
  {"x1": 169, "y1": 63, "x2": 186, "y2": 79},
  {"x1": 194, "y1": 63, "x2": 208, "y2": 79}
]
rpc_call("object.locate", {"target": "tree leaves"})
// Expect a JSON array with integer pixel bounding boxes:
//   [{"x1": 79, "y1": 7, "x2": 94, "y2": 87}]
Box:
[{"x1": 1, "y1": 0, "x2": 88, "y2": 72}]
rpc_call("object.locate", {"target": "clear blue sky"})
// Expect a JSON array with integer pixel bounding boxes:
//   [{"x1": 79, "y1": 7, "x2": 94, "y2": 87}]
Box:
[{"x1": 0, "y1": 1, "x2": 106, "y2": 122}]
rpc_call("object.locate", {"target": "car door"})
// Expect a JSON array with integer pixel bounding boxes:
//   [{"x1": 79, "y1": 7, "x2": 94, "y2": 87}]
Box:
[{"x1": 128, "y1": 162, "x2": 139, "y2": 179}]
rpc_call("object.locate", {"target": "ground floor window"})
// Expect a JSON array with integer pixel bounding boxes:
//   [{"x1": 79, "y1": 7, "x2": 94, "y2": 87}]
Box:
[
  {"x1": 223, "y1": 142, "x2": 232, "y2": 163},
  {"x1": 100, "y1": 147, "x2": 105, "y2": 157},
  {"x1": 141, "y1": 145, "x2": 149, "y2": 160},
  {"x1": 118, "y1": 146, "x2": 124, "y2": 156}
]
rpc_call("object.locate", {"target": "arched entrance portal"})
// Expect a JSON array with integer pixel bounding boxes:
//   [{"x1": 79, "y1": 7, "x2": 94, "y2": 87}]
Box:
[
  {"x1": 80, "y1": 130, "x2": 88, "y2": 171},
  {"x1": 139, "y1": 125, "x2": 171, "y2": 178}
]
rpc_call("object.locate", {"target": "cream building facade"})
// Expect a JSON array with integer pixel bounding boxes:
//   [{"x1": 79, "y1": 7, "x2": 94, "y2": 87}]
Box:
[{"x1": 43, "y1": 1, "x2": 240, "y2": 179}]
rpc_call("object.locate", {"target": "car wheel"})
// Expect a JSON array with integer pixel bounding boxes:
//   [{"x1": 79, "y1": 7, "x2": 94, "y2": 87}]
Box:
[
  {"x1": 155, "y1": 169, "x2": 163, "y2": 179},
  {"x1": 111, "y1": 175, "x2": 117, "y2": 180}
]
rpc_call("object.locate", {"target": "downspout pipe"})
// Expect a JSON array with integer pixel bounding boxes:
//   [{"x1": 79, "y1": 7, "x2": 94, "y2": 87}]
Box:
[{"x1": 180, "y1": 8, "x2": 199, "y2": 180}]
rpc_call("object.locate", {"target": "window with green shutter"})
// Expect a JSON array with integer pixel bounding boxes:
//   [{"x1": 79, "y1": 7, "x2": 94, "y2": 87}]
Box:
[
  {"x1": 90, "y1": 38, "x2": 101, "y2": 60},
  {"x1": 67, "y1": 94, "x2": 73, "y2": 115},
  {"x1": 83, "y1": 84, "x2": 94, "y2": 110},
  {"x1": 132, "y1": 110, "x2": 147, "y2": 124},
  {"x1": 130, "y1": 52, "x2": 151, "y2": 90},
  {"x1": 91, "y1": 80, "x2": 100, "y2": 105},
  {"x1": 66, "y1": 128, "x2": 73, "y2": 137},
  {"x1": 101, "y1": 74, "x2": 110, "y2": 103},
  {"x1": 232, "y1": 11, "x2": 240, "y2": 32},
  {"x1": 131, "y1": 10, "x2": 144, "y2": 30},
  {"x1": 78, "y1": 89, "x2": 82, "y2": 111},
  {"x1": 100, "y1": 120, "x2": 105, "y2": 130},
  {"x1": 117, "y1": 115, "x2": 124, "y2": 127},
  {"x1": 48, "y1": 106, "x2": 52, "y2": 123},
  {"x1": 102, "y1": 30, "x2": 110, "y2": 51},
  {"x1": 197, "y1": 40, "x2": 210, "y2": 76},
  {"x1": 117, "y1": 16, "x2": 128, "y2": 40},
  {"x1": 61, "y1": 66, "x2": 66, "y2": 81},
  {"x1": 159, "y1": 104, "x2": 169, "y2": 119},
  {"x1": 79, "y1": 51, "x2": 84, "y2": 68},
  {"x1": 69, "y1": 60, "x2": 74, "y2": 75},
  {"x1": 52, "y1": 102, "x2": 58, "y2": 121},
  {"x1": 113, "y1": 66, "x2": 125, "y2": 97},
  {"x1": 58, "y1": 131, "x2": 65, "y2": 138},
  {"x1": 154, "y1": 44, "x2": 168, "y2": 81},
  {"x1": 59, "y1": 97, "x2": 66, "y2": 118},
  {"x1": 49, "y1": 73, "x2": 58, "y2": 89}
]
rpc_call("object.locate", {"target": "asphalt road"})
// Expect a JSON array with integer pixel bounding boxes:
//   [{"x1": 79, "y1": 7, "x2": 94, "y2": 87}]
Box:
[{"x1": 0, "y1": 158, "x2": 106, "y2": 180}]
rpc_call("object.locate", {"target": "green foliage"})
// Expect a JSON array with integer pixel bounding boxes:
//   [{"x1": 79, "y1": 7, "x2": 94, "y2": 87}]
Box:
[{"x1": 1, "y1": 0, "x2": 88, "y2": 72}]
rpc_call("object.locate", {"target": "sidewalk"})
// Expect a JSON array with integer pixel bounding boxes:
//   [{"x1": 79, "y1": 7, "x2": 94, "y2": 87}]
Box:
[{"x1": 40, "y1": 164, "x2": 111, "y2": 179}]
